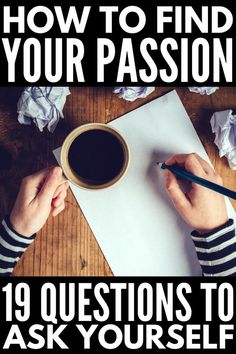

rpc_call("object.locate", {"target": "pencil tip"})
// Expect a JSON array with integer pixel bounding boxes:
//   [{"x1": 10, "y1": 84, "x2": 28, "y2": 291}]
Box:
[{"x1": 156, "y1": 162, "x2": 163, "y2": 168}]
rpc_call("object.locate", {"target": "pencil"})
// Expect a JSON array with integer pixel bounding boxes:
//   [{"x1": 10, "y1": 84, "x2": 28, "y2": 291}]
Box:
[{"x1": 158, "y1": 162, "x2": 236, "y2": 200}]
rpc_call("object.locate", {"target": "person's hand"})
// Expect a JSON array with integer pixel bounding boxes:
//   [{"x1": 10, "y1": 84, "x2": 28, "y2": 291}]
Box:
[
  {"x1": 164, "y1": 153, "x2": 229, "y2": 233},
  {"x1": 10, "y1": 167, "x2": 69, "y2": 237}
]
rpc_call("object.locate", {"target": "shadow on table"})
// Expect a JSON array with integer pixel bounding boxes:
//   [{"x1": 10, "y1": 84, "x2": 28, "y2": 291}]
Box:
[{"x1": 0, "y1": 87, "x2": 23, "y2": 113}]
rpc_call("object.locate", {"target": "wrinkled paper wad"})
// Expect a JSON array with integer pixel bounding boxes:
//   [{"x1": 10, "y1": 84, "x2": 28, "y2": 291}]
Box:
[
  {"x1": 17, "y1": 87, "x2": 70, "y2": 132},
  {"x1": 211, "y1": 109, "x2": 236, "y2": 170},
  {"x1": 113, "y1": 87, "x2": 155, "y2": 101},
  {"x1": 188, "y1": 87, "x2": 219, "y2": 95}
]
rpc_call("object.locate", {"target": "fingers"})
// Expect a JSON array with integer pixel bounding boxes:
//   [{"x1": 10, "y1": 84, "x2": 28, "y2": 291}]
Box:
[
  {"x1": 21, "y1": 167, "x2": 66, "y2": 195},
  {"x1": 37, "y1": 167, "x2": 64, "y2": 204},
  {"x1": 191, "y1": 154, "x2": 215, "y2": 175},
  {"x1": 164, "y1": 170, "x2": 192, "y2": 210},
  {"x1": 22, "y1": 168, "x2": 50, "y2": 186},
  {"x1": 53, "y1": 181, "x2": 69, "y2": 199},
  {"x1": 166, "y1": 153, "x2": 207, "y2": 178},
  {"x1": 52, "y1": 183, "x2": 69, "y2": 208},
  {"x1": 52, "y1": 201, "x2": 65, "y2": 217}
]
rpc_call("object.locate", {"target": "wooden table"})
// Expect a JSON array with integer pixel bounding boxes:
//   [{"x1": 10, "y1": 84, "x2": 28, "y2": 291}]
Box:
[{"x1": 0, "y1": 87, "x2": 235, "y2": 276}]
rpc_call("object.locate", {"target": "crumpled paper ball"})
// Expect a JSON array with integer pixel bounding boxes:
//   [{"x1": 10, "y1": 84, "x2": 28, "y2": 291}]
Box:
[
  {"x1": 188, "y1": 87, "x2": 219, "y2": 95},
  {"x1": 17, "y1": 87, "x2": 70, "y2": 132},
  {"x1": 210, "y1": 109, "x2": 236, "y2": 170},
  {"x1": 113, "y1": 87, "x2": 155, "y2": 101}
]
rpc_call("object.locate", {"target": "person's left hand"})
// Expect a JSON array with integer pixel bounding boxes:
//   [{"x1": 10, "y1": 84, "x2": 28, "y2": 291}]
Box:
[{"x1": 10, "y1": 167, "x2": 69, "y2": 237}]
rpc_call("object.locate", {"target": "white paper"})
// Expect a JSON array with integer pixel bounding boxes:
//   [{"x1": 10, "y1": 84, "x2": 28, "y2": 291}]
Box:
[
  {"x1": 54, "y1": 91, "x2": 236, "y2": 276},
  {"x1": 113, "y1": 87, "x2": 155, "y2": 101},
  {"x1": 211, "y1": 109, "x2": 236, "y2": 170},
  {"x1": 17, "y1": 87, "x2": 70, "y2": 132},
  {"x1": 188, "y1": 87, "x2": 219, "y2": 95}
]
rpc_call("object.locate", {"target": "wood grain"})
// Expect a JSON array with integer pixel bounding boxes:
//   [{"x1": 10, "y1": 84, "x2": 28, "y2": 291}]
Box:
[{"x1": 0, "y1": 87, "x2": 235, "y2": 276}]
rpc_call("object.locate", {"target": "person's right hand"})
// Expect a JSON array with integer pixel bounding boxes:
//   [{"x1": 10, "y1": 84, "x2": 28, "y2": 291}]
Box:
[{"x1": 164, "y1": 153, "x2": 229, "y2": 233}]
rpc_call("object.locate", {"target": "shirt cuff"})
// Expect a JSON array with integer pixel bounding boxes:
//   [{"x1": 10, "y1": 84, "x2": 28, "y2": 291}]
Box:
[
  {"x1": 191, "y1": 219, "x2": 234, "y2": 238},
  {"x1": 4, "y1": 216, "x2": 36, "y2": 240},
  {"x1": 191, "y1": 219, "x2": 236, "y2": 276},
  {"x1": 0, "y1": 218, "x2": 36, "y2": 277}
]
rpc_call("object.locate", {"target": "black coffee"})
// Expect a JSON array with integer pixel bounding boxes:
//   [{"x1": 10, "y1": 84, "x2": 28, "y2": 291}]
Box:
[{"x1": 68, "y1": 129, "x2": 125, "y2": 185}]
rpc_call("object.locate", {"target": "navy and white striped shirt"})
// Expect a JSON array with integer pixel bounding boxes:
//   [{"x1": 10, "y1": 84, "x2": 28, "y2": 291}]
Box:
[
  {"x1": 191, "y1": 219, "x2": 236, "y2": 276},
  {"x1": 0, "y1": 217, "x2": 35, "y2": 276},
  {"x1": 0, "y1": 218, "x2": 236, "y2": 276}
]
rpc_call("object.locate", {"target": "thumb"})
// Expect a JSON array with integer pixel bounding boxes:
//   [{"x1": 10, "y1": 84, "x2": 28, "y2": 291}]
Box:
[
  {"x1": 164, "y1": 170, "x2": 191, "y2": 211},
  {"x1": 37, "y1": 167, "x2": 63, "y2": 205}
]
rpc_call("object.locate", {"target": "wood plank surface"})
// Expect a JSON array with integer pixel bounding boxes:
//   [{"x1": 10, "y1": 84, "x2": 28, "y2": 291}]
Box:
[{"x1": 0, "y1": 87, "x2": 235, "y2": 276}]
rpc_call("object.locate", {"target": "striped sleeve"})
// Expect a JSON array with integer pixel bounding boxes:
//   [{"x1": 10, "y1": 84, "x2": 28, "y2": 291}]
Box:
[
  {"x1": 0, "y1": 217, "x2": 36, "y2": 276},
  {"x1": 191, "y1": 219, "x2": 236, "y2": 276}
]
